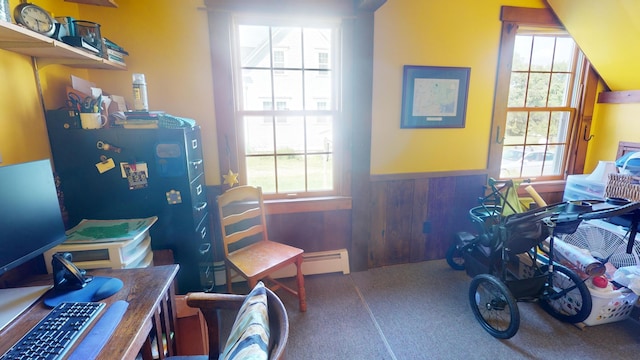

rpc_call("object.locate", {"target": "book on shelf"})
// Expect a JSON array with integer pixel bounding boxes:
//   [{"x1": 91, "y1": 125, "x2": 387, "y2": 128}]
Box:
[
  {"x1": 114, "y1": 119, "x2": 159, "y2": 129},
  {"x1": 107, "y1": 54, "x2": 126, "y2": 66},
  {"x1": 103, "y1": 37, "x2": 129, "y2": 55},
  {"x1": 125, "y1": 111, "x2": 165, "y2": 120}
]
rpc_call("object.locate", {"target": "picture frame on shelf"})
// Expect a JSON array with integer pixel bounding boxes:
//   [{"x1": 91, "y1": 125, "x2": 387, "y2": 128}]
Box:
[{"x1": 400, "y1": 65, "x2": 470, "y2": 129}]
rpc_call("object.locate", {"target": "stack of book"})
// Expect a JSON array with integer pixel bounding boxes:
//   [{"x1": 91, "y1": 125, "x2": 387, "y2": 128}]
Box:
[
  {"x1": 103, "y1": 37, "x2": 128, "y2": 66},
  {"x1": 114, "y1": 111, "x2": 164, "y2": 129}
]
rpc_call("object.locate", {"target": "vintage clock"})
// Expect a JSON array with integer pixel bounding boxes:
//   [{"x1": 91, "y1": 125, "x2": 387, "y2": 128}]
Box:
[{"x1": 14, "y1": 3, "x2": 56, "y2": 37}]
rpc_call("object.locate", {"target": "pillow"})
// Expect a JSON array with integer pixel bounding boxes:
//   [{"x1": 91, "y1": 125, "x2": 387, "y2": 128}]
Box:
[{"x1": 220, "y1": 282, "x2": 270, "y2": 360}]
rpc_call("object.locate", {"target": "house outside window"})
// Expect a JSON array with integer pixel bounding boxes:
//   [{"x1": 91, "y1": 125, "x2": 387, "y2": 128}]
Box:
[{"x1": 234, "y1": 19, "x2": 339, "y2": 196}]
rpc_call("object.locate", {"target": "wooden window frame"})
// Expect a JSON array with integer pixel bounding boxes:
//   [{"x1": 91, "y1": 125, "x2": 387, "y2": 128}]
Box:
[
  {"x1": 205, "y1": 0, "x2": 386, "y2": 213},
  {"x1": 488, "y1": 6, "x2": 599, "y2": 186}
]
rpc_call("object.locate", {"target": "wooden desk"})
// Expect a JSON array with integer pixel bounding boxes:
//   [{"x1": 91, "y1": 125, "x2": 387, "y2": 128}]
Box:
[{"x1": 0, "y1": 265, "x2": 179, "y2": 360}]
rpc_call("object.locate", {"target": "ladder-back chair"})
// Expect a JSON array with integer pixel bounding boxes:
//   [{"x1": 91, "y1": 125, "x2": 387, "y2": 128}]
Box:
[{"x1": 216, "y1": 185, "x2": 307, "y2": 312}]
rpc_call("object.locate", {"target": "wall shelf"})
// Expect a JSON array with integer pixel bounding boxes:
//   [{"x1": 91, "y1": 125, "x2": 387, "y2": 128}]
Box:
[{"x1": 0, "y1": 21, "x2": 125, "y2": 70}]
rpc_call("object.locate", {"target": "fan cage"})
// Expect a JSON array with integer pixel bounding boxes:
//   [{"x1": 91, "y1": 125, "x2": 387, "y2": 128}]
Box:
[{"x1": 557, "y1": 222, "x2": 640, "y2": 269}]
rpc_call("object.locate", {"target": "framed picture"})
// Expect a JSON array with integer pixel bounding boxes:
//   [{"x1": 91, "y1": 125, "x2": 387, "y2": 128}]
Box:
[{"x1": 400, "y1": 65, "x2": 470, "y2": 128}]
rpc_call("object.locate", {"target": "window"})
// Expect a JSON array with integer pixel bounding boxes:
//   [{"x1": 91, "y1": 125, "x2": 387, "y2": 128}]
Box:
[
  {"x1": 499, "y1": 33, "x2": 580, "y2": 178},
  {"x1": 489, "y1": 7, "x2": 598, "y2": 182},
  {"x1": 234, "y1": 19, "x2": 339, "y2": 197}
]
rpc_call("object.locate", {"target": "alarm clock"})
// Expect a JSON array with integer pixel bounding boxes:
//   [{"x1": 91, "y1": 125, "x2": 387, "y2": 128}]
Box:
[{"x1": 14, "y1": 3, "x2": 56, "y2": 37}]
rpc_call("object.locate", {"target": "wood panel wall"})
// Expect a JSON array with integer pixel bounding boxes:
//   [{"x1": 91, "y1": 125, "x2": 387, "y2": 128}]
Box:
[{"x1": 369, "y1": 174, "x2": 488, "y2": 267}]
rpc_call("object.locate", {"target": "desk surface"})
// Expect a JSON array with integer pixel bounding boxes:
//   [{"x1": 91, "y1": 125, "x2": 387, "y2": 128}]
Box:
[{"x1": 0, "y1": 265, "x2": 179, "y2": 359}]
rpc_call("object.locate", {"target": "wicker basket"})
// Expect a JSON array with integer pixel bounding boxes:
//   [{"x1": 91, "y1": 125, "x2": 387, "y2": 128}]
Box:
[{"x1": 605, "y1": 173, "x2": 640, "y2": 201}]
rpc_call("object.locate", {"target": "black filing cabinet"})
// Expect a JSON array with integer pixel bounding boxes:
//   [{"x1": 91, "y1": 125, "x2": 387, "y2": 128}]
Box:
[{"x1": 47, "y1": 125, "x2": 211, "y2": 294}]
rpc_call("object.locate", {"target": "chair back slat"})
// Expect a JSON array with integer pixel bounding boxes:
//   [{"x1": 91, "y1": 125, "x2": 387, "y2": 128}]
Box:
[{"x1": 225, "y1": 224, "x2": 265, "y2": 246}]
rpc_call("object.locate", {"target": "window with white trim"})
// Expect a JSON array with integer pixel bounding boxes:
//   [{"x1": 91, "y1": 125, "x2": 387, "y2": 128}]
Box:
[{"x1": 233, "y1": 18, "x2": 340, "y2": 197}]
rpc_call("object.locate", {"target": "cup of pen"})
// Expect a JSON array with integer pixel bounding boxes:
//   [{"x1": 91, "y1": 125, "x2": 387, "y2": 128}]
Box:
[{"x1": 79, "y1": 95, "x2": 106, "y2": 129}]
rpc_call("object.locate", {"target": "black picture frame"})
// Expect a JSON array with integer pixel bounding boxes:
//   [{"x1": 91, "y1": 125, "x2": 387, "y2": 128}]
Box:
[{"x1": 400, "y1": 65, "x2": 470, "y2": 128}]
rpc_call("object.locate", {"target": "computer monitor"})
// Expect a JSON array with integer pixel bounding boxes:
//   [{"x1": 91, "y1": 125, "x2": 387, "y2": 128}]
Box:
[{"x1": 0, "y1": 159, "x2": 67, "y2": 276}]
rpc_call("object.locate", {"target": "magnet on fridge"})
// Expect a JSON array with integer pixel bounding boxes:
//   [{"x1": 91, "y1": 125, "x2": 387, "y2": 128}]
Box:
[
  {"x1": 166, "y1": 189, "x2": 182, "y2": 204},
  {"x1": 96, "y1": 156, "x2": 115, "y2": 173}
]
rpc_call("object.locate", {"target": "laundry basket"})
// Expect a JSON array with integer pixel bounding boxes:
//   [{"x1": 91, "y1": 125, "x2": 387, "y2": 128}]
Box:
[{"x1": 556, "y1": 219, "x2": 640, "y2": 326}]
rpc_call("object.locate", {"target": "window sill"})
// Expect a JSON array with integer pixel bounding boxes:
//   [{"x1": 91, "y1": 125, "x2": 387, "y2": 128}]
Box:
[{"x1": 264, "y1": 196, "x2": 352, "y2": 215}]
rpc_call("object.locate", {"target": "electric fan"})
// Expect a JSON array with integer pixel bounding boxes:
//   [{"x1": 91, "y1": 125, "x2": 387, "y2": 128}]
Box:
[{"x1": 557, "y1": 220, "x2": 640, "y2": 269}]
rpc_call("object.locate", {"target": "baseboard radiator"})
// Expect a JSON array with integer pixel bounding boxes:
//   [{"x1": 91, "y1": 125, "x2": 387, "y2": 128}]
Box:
[{"x1": 202, "y1": 249, "x2": 350, "y2": 287}]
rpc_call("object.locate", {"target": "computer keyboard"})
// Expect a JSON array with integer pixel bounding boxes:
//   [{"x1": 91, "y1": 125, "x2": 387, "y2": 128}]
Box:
[{"x1": 0, "y1": 301, "x2": 105, "y2": 360}]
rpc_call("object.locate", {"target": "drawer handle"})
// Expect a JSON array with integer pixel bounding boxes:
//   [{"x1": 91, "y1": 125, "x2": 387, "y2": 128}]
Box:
[
  {"x1": 200, "y1": 226, "x2": 207, "y2": 239},
  {"x1": 191, "y1": 159, "x2": 203, "y2": 168},
  {"x1": 195, "y1": 202, "x2": 207, "y2": 212},
  {"x1": 198, "y1": 243, "x2": 210, "y2": 254},
  {"x1": 196, "y1": 184, "x2": 202, "y2": 195},
  {"x1": 191, "y1": 139, "x2": 198, "y2": 150}
]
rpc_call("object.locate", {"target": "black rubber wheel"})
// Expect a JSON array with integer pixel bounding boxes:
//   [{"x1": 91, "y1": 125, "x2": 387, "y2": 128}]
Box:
[
  {"x1": 468, "y1": 274, "x2": 520, "y2": 339},
  {"x1": 539, "y1": 264, "x2": 592, "y2": 324},
  {"x1": 446, "y1": 243, "x2": 465, "y2": 270}
]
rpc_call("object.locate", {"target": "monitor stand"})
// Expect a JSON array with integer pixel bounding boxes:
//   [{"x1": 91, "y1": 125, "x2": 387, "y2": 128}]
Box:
[{"x1": 0, "y1": 285, "x2": 52, "y2": 331}]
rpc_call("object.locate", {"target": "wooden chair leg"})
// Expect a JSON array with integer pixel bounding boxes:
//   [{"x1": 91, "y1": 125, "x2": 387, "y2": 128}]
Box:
[
  {"x1": 226, "y1": 265, "x2": 233, "y2": 294},
  {"x1": 296, "y1": 257, "x2": 307, "y2": 312}
]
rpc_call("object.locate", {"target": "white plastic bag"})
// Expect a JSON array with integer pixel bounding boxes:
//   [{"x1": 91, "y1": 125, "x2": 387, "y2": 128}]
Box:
[{"x1": 613, "y1": 266, "x2": 640, "y2": 295}]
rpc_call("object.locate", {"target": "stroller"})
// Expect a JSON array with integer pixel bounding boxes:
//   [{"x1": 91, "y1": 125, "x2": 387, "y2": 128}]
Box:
[{"x1": 446, "y1": 178, "x2": 640, "y2": 339}]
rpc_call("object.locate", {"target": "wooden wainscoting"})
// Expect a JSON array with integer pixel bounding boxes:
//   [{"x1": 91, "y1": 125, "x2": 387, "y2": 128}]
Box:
[
  {"x1": 369, "y1": 173, "x2": 488, "y2": 268},
  {"x1": 208, "y1": 175, "x2": 565, "y2": 272}
]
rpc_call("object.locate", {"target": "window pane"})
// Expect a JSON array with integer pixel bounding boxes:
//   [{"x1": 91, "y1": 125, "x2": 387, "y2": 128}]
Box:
[
  {"x1": 525, "y1": 72, "x2": 550, "y2": 107},
  {"x1": 512, "y1": 35, "x2": 532, "y2": 72},
  {"x1": 275, "y1": 116, "x2": 305, "y2": 154},
  {"x1": 277, "y1": 155, "x2": 305, "y2": 192},
  {"x1": 307, "y1": 116, "x2": 332, "y2": 153},
  {"x1": 548, "y1": 73, "x2": 570, "y2": 107},
  {"x1": 548, "y1": 111, "x2": 571, "y2": 143},
  {"x1": 530, "y1": 36, "x2": 555, "y2": 71},
  {"x1": 553, "y1": 38, "x2": 575, "y2": 72},
  {"x1": 543, "y1": 144, "x2": 564, "y2": 176},
  {"x1": 307, "y1": 154, "x2": 332, "y2": 191},
  {"x1": 504, "y1": 111, "x2": 528, "y2": 145},
  {"x1": 507, "y1": 73, "x2": 528, "y2": 107},
  {"x1": 245, "y1": 116, "x2": 274, "y2": 155},
  {"x1": 272, "y1": 27, "x2": 302, "y2": 68},
  {"x1": 273, "y1": 70, "x2": 303, "y2": 110},
  {"x1": 247, "y1": 156, "x2": 276, "y2": 193},
  {"x1": 526, "y1": 111, "x2": 550, "y2": 144},
  {"x1": 241, "y1": 69, "x2": 273, "y2": 111},
  {"x1": 305, "y1": 70, "x2": 332, "y2": 110},
  {"x1": 239, "y1": 25, "x2": 271, "y2": 68},
  {"x1": 303, "y1": 28, "x2": 332, "y2": 69}
]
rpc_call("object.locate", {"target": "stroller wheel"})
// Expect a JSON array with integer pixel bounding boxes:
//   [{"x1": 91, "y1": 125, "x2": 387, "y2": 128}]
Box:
[
  {"x1": 446, "y1": 243, "x2": 465, "y2": 270},
  {"x1": 468, "y1": 274, "x2": 520, "y2": 339},
  {"x1": 539, "y1": 264, "x2": 592, "y2": 324}
]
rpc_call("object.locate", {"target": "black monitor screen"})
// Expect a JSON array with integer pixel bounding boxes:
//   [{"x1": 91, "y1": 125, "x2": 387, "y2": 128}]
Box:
[{"x1": 0, "y1": 159, "x2": 67, "y2": 276}]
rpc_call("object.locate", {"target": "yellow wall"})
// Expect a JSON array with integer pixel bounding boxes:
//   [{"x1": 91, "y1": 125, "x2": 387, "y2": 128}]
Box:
[
  {"x1": 370, "y1": 0, "x2": 546, "y2": 174},
  {"x1": 1, "y1": 0, "x2": 634, "y2": 181},
  {"x1": 1, "y1": 0, "x2": 219, "y2": 185}
]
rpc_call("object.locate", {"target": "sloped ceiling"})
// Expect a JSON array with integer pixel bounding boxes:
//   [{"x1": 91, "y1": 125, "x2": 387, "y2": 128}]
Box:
[{"x1": 546, "y1": 0, "x2": 640, "y2": 91}]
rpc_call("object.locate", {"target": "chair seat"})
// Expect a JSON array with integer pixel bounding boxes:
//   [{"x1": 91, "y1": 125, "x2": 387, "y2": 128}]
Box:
[{"x1": 228, "y1": 240, "x2": 303, "y2": 278}]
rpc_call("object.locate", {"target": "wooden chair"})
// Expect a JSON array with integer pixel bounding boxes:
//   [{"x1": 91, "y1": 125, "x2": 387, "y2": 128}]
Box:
[
  {"x1": 216, "y1": 185, "x2": 307, "y2": 312},
  {"x1": 169, "y1": 288, "x2": 289, "y2": 359}
]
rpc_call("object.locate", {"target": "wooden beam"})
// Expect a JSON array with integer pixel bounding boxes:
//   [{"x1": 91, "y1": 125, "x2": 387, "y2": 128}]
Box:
[{"x1": 597, "y1": 90, "x2": 640, "y2": 103}]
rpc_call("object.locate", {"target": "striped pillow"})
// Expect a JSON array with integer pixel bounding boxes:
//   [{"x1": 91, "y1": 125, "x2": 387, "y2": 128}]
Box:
[{"x1": 220, "y1": 282, "x2": 270, "y2": 360}]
